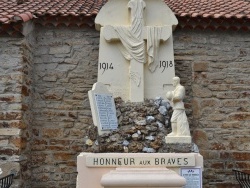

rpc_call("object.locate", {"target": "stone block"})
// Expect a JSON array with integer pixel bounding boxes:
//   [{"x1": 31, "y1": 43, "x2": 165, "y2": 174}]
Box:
[
  {"x1": 192, "y1": 85, "x2": 212, "y2": 98},
  {"x1": 207, "y1": 72, "x2": 227, "y2": 80},
  {"x1": 0, "y1": 128, "x2": 21, "y2": 136},
  {"x1": 232, "y1": 152, "x2": 250, "y2": 161},
  {"x1": 53, "y1": 152, "x2": 74, "y2": 161},
  {"x1": 192, "y1": 130, "x2": 208, "y2": 149},
  {"x1": 0, "y1": 162, "x2": 20, "y2": 178},
  {"x1": 10, "y1": 137, "x2": 27, "y2": 149},
  {"x1": 193, "y1": 62, "x2": 209, "y2": 72},
  {"x1": 200, "y1": 98, "x2": 221, "y2": 108},
  {"x1": 207, "y1": 84, "x2": 230, "y2": 91},
  {"x1": 0, "y1": 148, "x2": 20, "y2": 155},
  {"x1": 229, "y1": 112, "x2": 250, "y2": 121},
  {"x1": 0, "y1": 139, "x2": 8, "y2": 146},
  {"x1": 216, "y1": 92, "x2": 240, "y2": 99},
  {"x1": 42, "y1": 128, "x2": 64, "y2": 138},
  {"x1": 49, "y1": 46, "x2": 71, "y2": 54}
]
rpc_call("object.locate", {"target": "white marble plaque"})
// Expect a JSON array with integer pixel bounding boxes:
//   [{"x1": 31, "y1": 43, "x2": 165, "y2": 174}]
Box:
[
  {"x1": 88, "y1": 82, "x2": 118, "y2": 135},
  {"x1": 181, "y1": 168, "x2": 202, "y2": 188},
  {"x1": 95, "y1": 94, "x2": 118, "y2": 130}
]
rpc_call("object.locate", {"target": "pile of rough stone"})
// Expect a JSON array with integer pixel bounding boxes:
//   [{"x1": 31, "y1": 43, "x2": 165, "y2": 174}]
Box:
[{"x1": 84, "y1": 97, "x2": 193, "y2": 153}]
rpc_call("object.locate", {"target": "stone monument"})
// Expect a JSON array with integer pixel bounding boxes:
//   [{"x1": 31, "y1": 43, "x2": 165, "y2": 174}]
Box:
[
  {"x1": 77, "y1": 0, "x2": 203, "y2": 187},
  {"x1": 95, "y1": 0, "x2": 177, "y2": 102}
]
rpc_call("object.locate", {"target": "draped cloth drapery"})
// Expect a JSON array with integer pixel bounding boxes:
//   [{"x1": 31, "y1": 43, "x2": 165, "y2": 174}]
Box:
[
  {"x1": 112, "y1": 0, "x2": 163, "y2": 73},
  {"x1": 147, "y1": 26, "x2": 162, "y2": 72}
]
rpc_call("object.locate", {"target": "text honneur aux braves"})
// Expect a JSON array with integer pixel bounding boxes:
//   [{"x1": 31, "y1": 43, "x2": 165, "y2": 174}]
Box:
[{"x1": 86, "y1": 156, "x2": 195, "y2": 167}]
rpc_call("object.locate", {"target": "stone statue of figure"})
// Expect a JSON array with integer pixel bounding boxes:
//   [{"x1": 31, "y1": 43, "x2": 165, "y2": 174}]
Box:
[{"x1": 166, "y1": 77, "x2": 190, "y2": 136}]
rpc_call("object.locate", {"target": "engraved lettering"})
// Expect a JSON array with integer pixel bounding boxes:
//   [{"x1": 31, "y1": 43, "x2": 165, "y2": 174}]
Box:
[
  {"x1": 130, "y1": 158, "x2": 135, "y2": 165},
  {"x1": 159, "y1": 60, "x2": 174, "y2": 72},
  {"x1": 99, "y1": 62, "x2": 114, "y2": 74},
  {"x1": 184, "y1": 158, "x2": 188, "y2": 165},
  {"x1": 177, "y1": 158, "x2": 181, "y2": 165},
  {"x1": 155, "y1": 158, "x2": 159, "y2": 165},
  {"x1": 106, "y1": 158, "x2": 110, "y2": 165},
  {"x1": 161, "y1": 158, "x2": 165, "y2": 164},
  {"x1": 124, "y1": 158, "x2": 129, "y2": 165},
  {"x1": 118, "y1": 158, "x2": 122, "y2": 165},
  {"x1": 93, "y1": 158, "x2": 98, "y2": 165},
  {"x1": 100, "y1": 158, "x2": 104, "y2": 165},
  {"x1": 171, "y1": 158, "x2": 176, "y2": 164}
]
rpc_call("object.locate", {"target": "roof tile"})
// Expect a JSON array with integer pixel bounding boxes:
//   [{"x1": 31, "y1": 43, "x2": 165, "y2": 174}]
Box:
[{"x1": 0, "y1": 0, "x2": 249, "y2": 24}]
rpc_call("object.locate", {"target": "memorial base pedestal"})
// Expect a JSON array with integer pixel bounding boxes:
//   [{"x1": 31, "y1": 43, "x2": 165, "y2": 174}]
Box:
[
  {"x1": 101, "y1": 168, "x2": 186, "y2": 188},
  {"x1": 77, "y1": 153, "x2": 203, "y2": 188}
]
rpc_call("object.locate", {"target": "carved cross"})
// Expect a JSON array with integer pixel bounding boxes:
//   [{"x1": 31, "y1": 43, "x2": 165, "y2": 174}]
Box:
[{"x1": 103, "y1": 0, "x2": 172, "y2": 102}]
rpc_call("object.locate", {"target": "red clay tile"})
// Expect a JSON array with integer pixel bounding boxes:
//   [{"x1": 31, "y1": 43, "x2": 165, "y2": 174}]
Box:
[
  {"x1": 0, "y1": 18, "x2": 9, "y2": 23},
  {"x1": 14, "y1": 12, "x2": 33, "y2": 22},
  {"x1": 0, "y1": 0, "x2": 249, "y2": 24}
]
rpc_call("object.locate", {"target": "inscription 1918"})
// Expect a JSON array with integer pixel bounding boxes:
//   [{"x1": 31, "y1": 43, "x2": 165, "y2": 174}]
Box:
[{"x1": 159, "y1": 60, "x2": 173, "y2": 72}]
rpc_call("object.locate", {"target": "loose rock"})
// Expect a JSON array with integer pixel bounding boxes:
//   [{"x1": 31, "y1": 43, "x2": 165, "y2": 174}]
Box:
[{"x1": 158, "y1": 106, "x2": 167, "y2": 115}]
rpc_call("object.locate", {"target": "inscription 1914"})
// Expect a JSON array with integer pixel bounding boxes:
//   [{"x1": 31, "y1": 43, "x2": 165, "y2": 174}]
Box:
[{"x1": 99, "y1": 62, "x2": 114, "y2": 74}]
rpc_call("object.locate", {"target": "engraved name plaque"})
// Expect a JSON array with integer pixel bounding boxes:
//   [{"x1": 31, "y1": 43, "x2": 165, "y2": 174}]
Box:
[{"x1": 95, "y1": 93, "x2": 118, "y2": 130}]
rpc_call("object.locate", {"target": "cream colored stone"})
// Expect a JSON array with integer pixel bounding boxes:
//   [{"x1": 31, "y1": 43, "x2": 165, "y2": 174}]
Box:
[
  {"x1": 101, "y1": 168, "x2": 186, "y2": 188},
  {"x1": 77, "y1": 153, "x2": 203, "y2": 188},
  {"x1": 88, "y1": 82, "x2": 118, "y2": 135},
  {"x1": 165, "y1": 136, "x2": 192, "y2": 144},
  {"x1": 0, "y1": 128, "x2": 21, "y2": 136},
  {"x1": 95, "y1": 0, "x2": 178, "y2": 102},
  {"x1": 166, "y1": 77, "x2": 191, "y2": 143}
]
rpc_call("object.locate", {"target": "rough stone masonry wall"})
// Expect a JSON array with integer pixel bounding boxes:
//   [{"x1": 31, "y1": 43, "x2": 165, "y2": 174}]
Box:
[
  {"x1": 0, "y1": 26, "x2": 34, "y2": 187},
  {"x1": 30, "y1": 25, "x2": 99, "y2": 188},
  {"x1": 173, "y1": 29, "x2": 250, "y2": 188}
]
